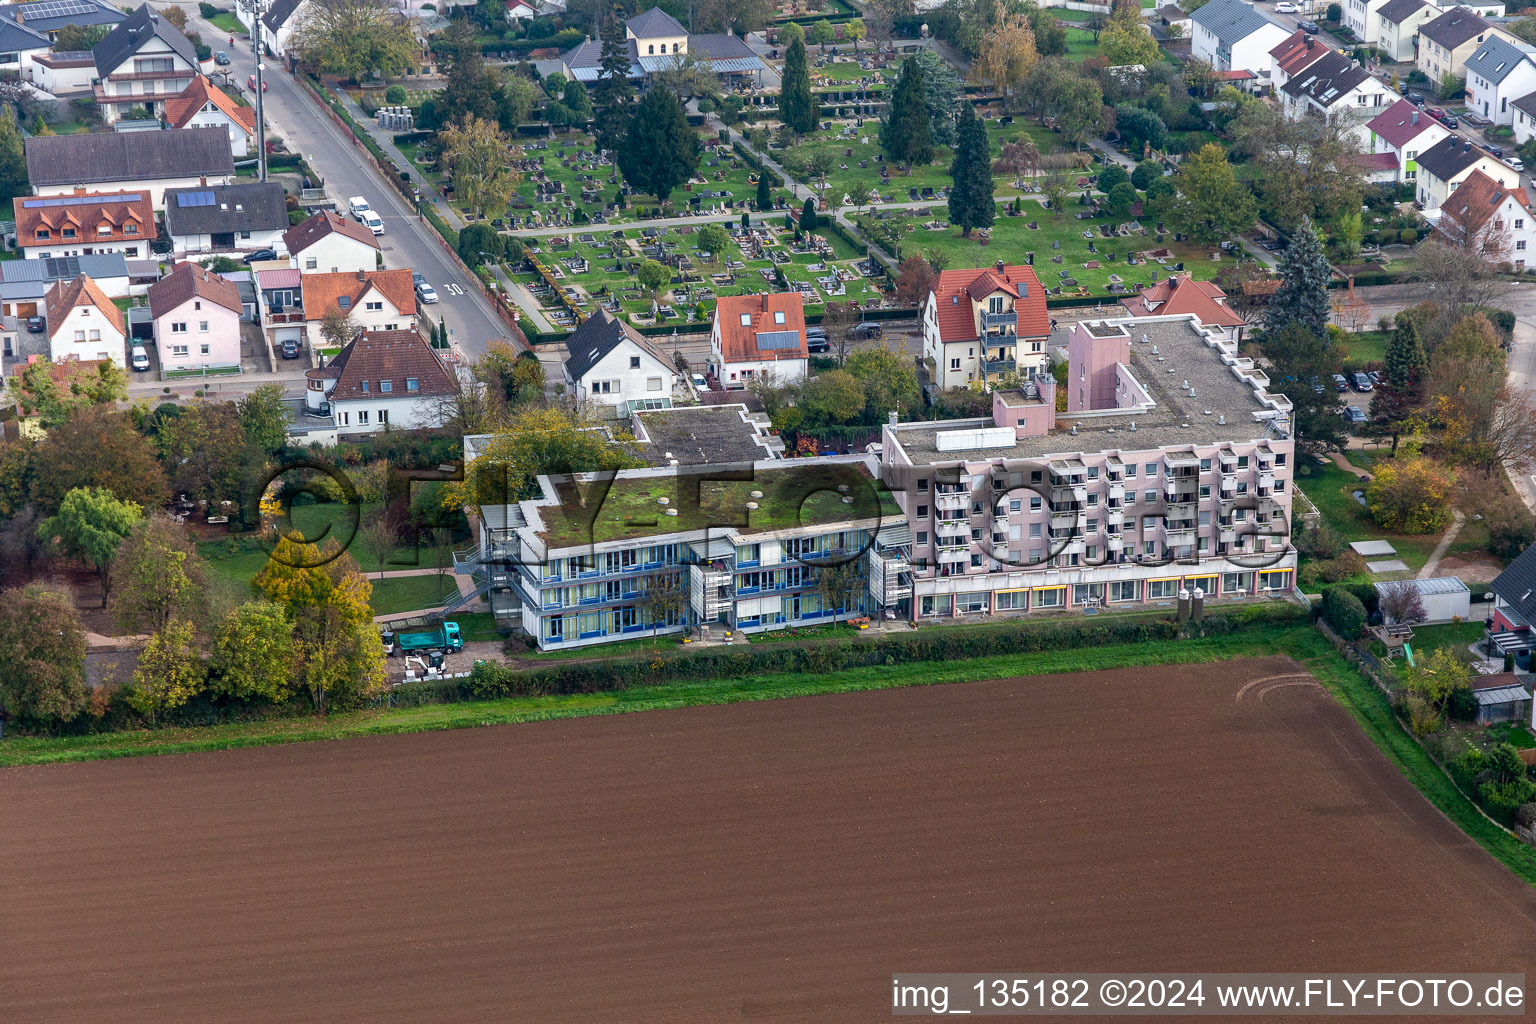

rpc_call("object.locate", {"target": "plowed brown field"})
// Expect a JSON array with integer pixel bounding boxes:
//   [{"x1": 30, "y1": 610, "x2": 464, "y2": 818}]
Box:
[{"x1": 3, "y1": 657, "x2": 1535, "y2": 1022}]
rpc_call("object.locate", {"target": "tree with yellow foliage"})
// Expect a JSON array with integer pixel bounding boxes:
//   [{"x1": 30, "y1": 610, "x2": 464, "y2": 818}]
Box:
[
  {"x1": 1365, "y1": 454, "x2": 1455, "y2": 534},
  {"x1": 969, "y1": 2, "x2": 1038, "y2": 104},
  {"x1": 128, "y1": 618, "x2": 205, "y2": 725},
  {"x1": 455, "y1": 406, "x2": 645, "y2": 513},
  {"x1": 1400, "y1": 645, "x2": 1467, "y2": 736}
]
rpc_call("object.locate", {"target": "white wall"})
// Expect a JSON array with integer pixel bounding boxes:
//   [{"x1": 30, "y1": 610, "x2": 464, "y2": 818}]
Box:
[
  {"x1": 1469, "y1": 61, "x2": 1536, "y2": 125},
  {"x1": 178, "y1": 108, "x2": 252, "y2": 157},
  {"x1": 573, "y1": 340, "x2": 677, "y2": 409},
  {"x1": 171, "y1": 225, "x2": 287, "y2": 257},
  {"x1": 332, "y1": 393, "x2": 445, "y2": 434},
  {"x1": 49, "y1": 304, "x2": 126, "y2": 367},
  {"x1": 31, "y1": 59, "x2": 96, "y2": 96},
  {"x1": 154, "y1": 298, "x2": 242, "y2": 371},
  {"x1": 1229, "y1": 23, "x2": 1291, "y2": 76},
  {"x1": 716, "y1": 356, "x2": 807, "y2": 389},
  {"x1": 22, "y1": 235, "x2": 151, "y2": 260},
  {"x1": 307, "y1": 293, "x2": 413, "y2": 336},
  {"x1": 292, "y1": 233, "x2": 379, "y2": 274}
]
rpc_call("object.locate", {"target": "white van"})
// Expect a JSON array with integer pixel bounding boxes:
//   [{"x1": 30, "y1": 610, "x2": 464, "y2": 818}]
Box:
[
  {"x1": 130, "y1": 344, "x2": 150, "y2": 372},
  {"x1": 347, "y1": 196, "x2": 371, "y2": 217},
  {"x1": 360, "y1": 210, "x2": 384, "y2": 235}
]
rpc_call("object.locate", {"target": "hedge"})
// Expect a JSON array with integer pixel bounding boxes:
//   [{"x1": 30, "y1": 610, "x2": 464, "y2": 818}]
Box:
[{"x1": 437, "y1": 603, "x2": 1307, "y2": 703}]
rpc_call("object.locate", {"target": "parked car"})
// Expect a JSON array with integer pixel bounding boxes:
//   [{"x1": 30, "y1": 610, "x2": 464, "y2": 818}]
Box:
[
  {"x1": 130, "y1": 344, "x2": 150, "y2": 372},
  {"x1": 1509, "y1": 157, "x2": 1526, "y2": 172},
  {"x1": 415, "y1": 280, "x2": 439, "y2": 304},
  {"x1": 1440, "y1": 114, "x2": 1459, "y2": 129},
  {"x1": 1275, "y1": 2, "x2": 1299, "y2": 11},
  {"x1": 348, "y1": 196, "x2": 371, "y2": 217},
  {"x1": 214, "y1": 50, "x2": 230, "y2": 65},
  {"x1": 1332, "y1": 374, "x2": 1349, "y2": 392},
  {"x1": 1299, "y1": 19, "x2": 1320, "y2": 32},
  {"x1": 690, "y1": 372, "x2": 707, "y2": 390},
  {"x1": 357, "y1": 209, "x2": 384, "y2": 235},
  {"x1": 248, "y1": 74, "x2": 267, "y2": 92},
  {"x1": 1343, "y1": 405, "x2": 1367, "y2": 425},
  {"x1": 1405, "y1": 91, "x2": 1426, "y2": 106},
  {"x1": 1260, "y1": 238, "x2": 1287, "y2": 251},
  {"x1": 242, "y1": 248, "x2": 278, "y2": 264},
  {"x1": 412, "y1": 271, "x2": 427, "y2": 287},
  {"x1": 280, "y1": 338, "x2": 302, "y2": 359},
  {"x1": 850, "y1": 322, "x2": 883, "y2": 339},
  {"x1": 807, "y1": 336, "x2": 829, "y2": 353},
  {"x1": 1426, "y1": 106, "x2": 1446, "y2": 119},
  {"x1": 1350, "y1": 371, "x2": 1373, "y2": 391},
  {"x1": 1487, "y1": 144, "x2": 1505, "y2": 159},
  {"x1": 24, "y1": 315, "x2": 43, "y2": 333}
]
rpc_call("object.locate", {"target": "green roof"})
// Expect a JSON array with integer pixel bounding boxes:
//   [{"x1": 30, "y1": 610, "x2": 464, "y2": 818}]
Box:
[{"x1": 534, "y1": 462, "x2": 902, "y2": 548}]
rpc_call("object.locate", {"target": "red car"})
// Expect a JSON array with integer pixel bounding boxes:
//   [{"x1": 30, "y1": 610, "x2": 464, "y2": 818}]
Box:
[{"x1": 248, "y1": 74, "x2": 267, "y2": 92}]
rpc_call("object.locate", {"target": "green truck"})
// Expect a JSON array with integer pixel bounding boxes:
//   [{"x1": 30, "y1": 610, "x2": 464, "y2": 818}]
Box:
[{"x1": 383, "y1": 621, "x2": 463, "y2": 657}]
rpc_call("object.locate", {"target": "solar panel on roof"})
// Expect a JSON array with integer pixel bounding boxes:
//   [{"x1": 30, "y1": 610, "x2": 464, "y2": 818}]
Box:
[
  {"x1": 22, "y1": 193, "x2": 144, "y2": 209},
  {"x1": 754, "y1": 330, "x2": 800, "y2": 351},
  {"x1": 177, "y1": 190, "x2": 217, "y2": 208},
  {"x1": 16, "y1": 0, "x2": 108, "y2": 17}
]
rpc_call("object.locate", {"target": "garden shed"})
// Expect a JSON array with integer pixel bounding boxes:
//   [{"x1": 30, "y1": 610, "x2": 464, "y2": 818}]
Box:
[
  {"x1": 1469, "y1": 675, "x2": 1531, "y2": 726},
  {"x1": 1375, "y1": 576, "x2": 1471, "y2": 624}
]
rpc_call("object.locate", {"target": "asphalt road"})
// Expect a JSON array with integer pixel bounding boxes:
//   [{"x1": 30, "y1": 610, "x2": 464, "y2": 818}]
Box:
[{"x1": 170, "y1": 5, "x2": 511, "y2": 362}]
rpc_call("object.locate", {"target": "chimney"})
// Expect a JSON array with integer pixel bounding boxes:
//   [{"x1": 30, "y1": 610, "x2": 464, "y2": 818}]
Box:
[
  {"x1": 1411, "y1": 110, "x2": 1419, "y2": 124},
  {"x1": 357, "y1": 269, "x2": 365, "y2": 281},
  {"x1": 995, "y1": 259, "x2": 1004, "y2": 273}
]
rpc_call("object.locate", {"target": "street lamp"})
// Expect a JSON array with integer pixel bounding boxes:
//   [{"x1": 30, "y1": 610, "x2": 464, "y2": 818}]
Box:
[{"x1": 247, "y1": 1, "x2": 268, "y2": 182}]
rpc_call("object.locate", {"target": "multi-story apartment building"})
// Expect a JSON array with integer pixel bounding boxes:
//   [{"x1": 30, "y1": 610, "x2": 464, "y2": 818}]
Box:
[
  {"x1": 884, "y1": 315, "x2": 1298, "y2": 618},
  {"x1": 459, "y1": 315, "x2": 1300, "y2": 649},
  {"x1": 91, "y1": 4, "x2": 200, "y2": 125},
  {"x1": 922, "y1": 261, "x2": 1051, "y2": 389}
]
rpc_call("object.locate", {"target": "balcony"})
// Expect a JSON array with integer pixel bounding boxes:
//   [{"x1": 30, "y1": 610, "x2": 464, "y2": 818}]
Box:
[
  {"x1": 935, "y1": 491, "x2": 969, "y2": 512},
  {"x1": 1051, "y1": 482, "x2": 1088, "y2": 504},
  {"x1": 982, "y1": 357, "x2": 1017, "y2": 375},
  {"x1": 935, "y1": 518, "x2": 970, "y2": 537},
  {"x1": 936, "y1": 546, "x2": 970, "y2": 563},
  {"x1": 1164, "y1": 490, "x2": 1197, "y2": 508},
  {"x1": 1106, "y1": 507, "x2": 1124, "y2": 525},
  {"x1": 982, "y1": 310, "x2": 1017, "y2": 329}
]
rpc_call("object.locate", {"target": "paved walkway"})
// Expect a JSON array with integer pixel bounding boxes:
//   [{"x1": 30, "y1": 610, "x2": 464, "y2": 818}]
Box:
[
  {"x1": 1328, "y1": 449, "x2": 1376, "y2": 481},
  {"x1": 1418, "y1": 510, "x2": 1466, "y2": 580}
]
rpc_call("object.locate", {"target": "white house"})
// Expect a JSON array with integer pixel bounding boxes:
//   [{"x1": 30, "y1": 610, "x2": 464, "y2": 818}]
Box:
[
  {"x1": 1280, "y1": 51, "x2": 1398, "y2": 148},
  {"x1": 24, "y1": 127, "x2": 235, "y2": 211},
  {"x1": 1190, "y1": 0, "x2": 1290, "y2": 74},
  {"x1": 710, "y1": 292, "x2": 809, "y2": 390},
  {"x1": 921, "y1": 263, "x2": 1051, "y2": 389},
  {"x1": 146, "y1": 261, "x2": 244, "y2": 375},
  {"x1": 1376, "y1": 0, "x2": 1441, "y2": 62},
  {"x1": 1464, "y1": 35, "x2": 1536, "y2": 125},
  {"x1": 41, "y1": 273, "x2": 126, "y2": 367},
  {"x1": 284, "y1": 211, "x2": 382, "y2": 275},
  {"x1": 304, "y1": 329, "x2": 457, "y2": 436},
  {"x1": 1344, "y1": 0, "x2": 1393, "y2": 44},
  {"x1": 164, "y1": 182, "x2": 289, "y2": 258},
  {"x1": 1366, "y1": 98, "x2": 1453, "y2": 183},
  {"x1": 11, "y1": 189, "x2": 155, "y2": 261},
  {"x1": 0, "y1": 18, "x2": 51, "y2": 83},
  {"x1": 1270, "y1": 30, "x2": 1331, "y2": 92},
  {"x1": 562, "y1": 308, "x2": 677, "y2": 415},
  {"x1": 164, "y1": 76, "x2": 258, "y2": 157},
  {"x1": 29, "y1": 50, "x2": 97, "y2": 95},
  {"x1": 90, "y1": 4, "x2": 200, "y2": 125},
  {"x1": 300, "y1": 269, "x2": 417, "y2": 342},
  {"x1": 259, "y1": 0, "x2": 312, "y2": 59},
  {"x1": 1413, "y1": 132, "x2": 1520, "y2": 209},
  {"x1": 1512, "y1": 90, "x2": 1536, "y2": 146},
  {"x1": 1436, "y1": 168, "x2": 1536, "y2": 267}
]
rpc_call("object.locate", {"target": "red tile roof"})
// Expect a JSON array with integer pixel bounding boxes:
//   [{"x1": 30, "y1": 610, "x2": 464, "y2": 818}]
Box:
[
  {"x1": 1365, "y1": 97, "x2": 1443, "y2": 150},
  {"x1": 713, "y1": 292, "x2": 808, "y2": 363},
  {"x1": 1213, "y1": 69, "x2": 1256, "y2": 80},
  {"x1": 147, "y1": 261, "x2": 243, "y2": 317},
  {"x1": 1273, "y1": 31, "x2": 1329, "y2": 76},
  {"x1": 930, "y1": 263, "x2": 1049, "y2": 344},
  {"x1": 13, "y1": 189, "x2": 152, "y2": 249},
  {"x1": 43, "y1": 274, "x2": 124, "y2": 342},
  {"x1": 163, "y1": 75, "x2": 257, "y2": 134},
  {"x1": 301, "y1": 269, "x2": 416, "y2": 322},
  {"x1": 282, "y1": 210, "x2": 380, "y2": 255},
  {"x1": 324, "y1": 329, "x2": 456, "y2": 402},
  {"x1": 1349, "y1": 151, "x2": 1403, "y2": 172},
  {"x1": 1118, "y1": 274, "x2": 1244, "y2": 329}
]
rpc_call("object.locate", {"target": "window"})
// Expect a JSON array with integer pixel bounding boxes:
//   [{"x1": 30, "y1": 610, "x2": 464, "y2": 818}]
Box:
[
  {"x1": 380, "y1": 380, "x2": 392, "y2": 393},
  {"x1": 995, "y1": 590, "x2": 1027, "y2": 610},
  {"x1": 1110, "y1": 580, "x2": 1138, "y2": 602},
  {"x1": 917, "y1": 479, "x2": 929, "y2": 492},
  {"x1": 1222, "y1": 571, "x2": 1252, "y2": 593},
  {"x1": 1034, "y1": 587, "x2": 1063, "y2": 608},
  {"x1": 358, "y1": 411, "x2": 369, "y2": 425},
  {"x1": 950, "y1": 358, "x2": 960, "y2": 370},
  {"x1": 199, "y1": 321, "x2": 209, "y2": 332},
  {"x1": 97, "y1": 224, "x2": 110, "y2": 236},
  {"x1": 739, "y1": 313, "x2": 751, "y2": 326},
  {"x1": 171, "y1": 344, "x2": 188, "y2": 357},
  {"x1": 406, "y1": 378, "x2": 419, "y2": 391},
  {"x1": 592, "y1": 380, "x2": 612, "y2": 394},
  {"x1": 1125, "y1": 464, "x2": 1136, "y2": 478},
  {"x1": 89, "y1": 329, "x2": 100, "y2": 341},
  {"x1": 647, "y1": 377, "x2": 662, "y2": 392},
  {"x1": 773, "y1": 310, "x2": 785, "y2": 324},
  {"x1": 364, "y1": 301, "x2": 383, "y2": 311},
  {"x1": 1518, "y1": 240, "x2": 1527, "y2": 251},
  {"x1": 1147, "y1": 579, "x2": 1178, "y2": 599},
  {"x1": 916, "y1": 531, "x2": 928, "y2": 544},
  {"x1": 61, "y1": 228, "x2": 75, "y2": 239},
  {"x1": 1029, "y1": 496, "x2": 1042, "y2": 511},
  {"x1": 920, "y1": 595, "x2": 952, "y2": 617},
  {"x1": 305, "y1": 257, "x2": 317, "y2": 270},
  {"x1": 34, "y1": 229, "x2": 48, "y2": 240},
  {"x1": 955, "y1": 591, "x2": 988, "y2": 614},
  {"x1": 1144, "y1": 489, "x2": 1157, "y2": 503},
  {"x1": 171, "y1": 321, "x2": 187, "y2": 333},
  {"x1": 1518, "y1": 219, "x2": 1526, "y2": 229},
  {"x1": 74, "y1": 330, "x2": 85, "y2": 342},
  {"x1": 648, "y1": 44, "x2": 655, "y2": 53},
  {"x1": 916, "y1": 504, "x2": 928, "y2": 517},
  {"x1": 1073, "y1": 583, "x2": 1104, "y2": 605},
  {"x1": 194, "y1": 301, "x2": 201, "y2": 311},
  {"x1": 378, "y1": 409, "x2": 389, "y2": 424},
  {"x1": 338, "y1": 297, "x2": 351, "y2": 309},
  {"x1": 361, "y1": 380, "x2": 370, "y2": 393}
]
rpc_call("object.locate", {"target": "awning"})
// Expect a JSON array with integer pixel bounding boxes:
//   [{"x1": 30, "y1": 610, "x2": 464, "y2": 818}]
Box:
[
  {"x1": 1474, "y1": 685, "x2": 1531, "y2": 706},
  {"x1": 876, "y1": 521, "x2": 911, "y2": 548},
  {"x1": 1486, "y1": 631, "x2": 1536, "y2": 654}
]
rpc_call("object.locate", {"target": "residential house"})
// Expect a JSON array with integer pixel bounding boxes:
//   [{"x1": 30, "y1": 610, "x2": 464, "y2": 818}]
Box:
[
  {"x1": 5, "y1": 356, "x2": 113, "y2": 436},
  {"x1": 41, "y1": 273, "x2": 125, "y2": 366},
  {"x1": 258, "y1": 0, "x2": 311, "y2": 59},
  {"x1": 1280, "y1": 51, "x2": 1397, "y2": 148},
  {"x1": 1366, "y1": 97, "x2": 1452, "y2": 183},
  {"x1": 1154, "y1": 4, "x2": 1192, "y2": 37},
  {"x1": 1489, "y1": 542, "x2": 1536, "y2": 666},
  {"x1": 304, "y1": 329, "x2": 456, "y2": 436},
  {"x1": 1413, "y1": 132, "x2": 1519, "y2": 208},
  {"x1": 0, "y1": 18, "x2": 50, "y2": 82},
  {"x1": 24, "y1": 127, "x2": 235, "y2": 210},
  {"x1": 1512, "y1": 89, "x2": 1536, "y2": 146},
  {"x1": 30, "y1": 50, "x2": 96, "y2": 95},
  {"x1": 1377, "y1": 0, "x2": 1441, "y2": 63},
  {"x1": 12, "y1": 189, "x2": 153, "y2": 260},
  {"x1": 1118, "y1": 274, "x2": 1247, "y2": 342},
  {"x1": 1189, "y1": 0, "x2": 1290, "y2": 74},
  {"x1": 284, "y1": 211, "x2": 381, "y2": 275},
  {"x1": 163, "y1": 76, "x2": 258, "y2": 157},
  {"x1": 1344, "y1": 0, "x2": 1393, "y2": 44},
  {"x1": 710, "y1": 292, "x2": 809, "y2": 390},
  {"x1": 1464, "y1": 35, "x2": 1536, "y2": 124},
  {"x1": 164, "y1": 182, "x2": 289, "y2": 257},
  {"x1": 921, "y1": 262, "x2": 1050, "y2": 389},
  {"x1": 0, "y1": 0, "x2": 124, "y2": 45},
  {"x1": 1417, "y1": 7, "x2": 1505, "y2": 88},
  {"x1": 146, "y1": 261, "x2": 243, "y2": 374},
  {"x1": 563, "y1": 307, "x2": 677, "y2": 415},
  {"x1": 1348, "y1": 151, "x2": 1409, "y2": 182},
  {"x1": 1269, "y1": 30, "x2": 1330, "y2": 91},
  {"x1": 256, "y1": 266, "x2": 303, "y2": 350},
  {"x1": 91, "y1": 4, "x2": 200, "y2": 125},
  {"x1": 1434, "y1": 168, "x2": 1536, "y2": 266},
  {"x1": 300, "y1": 269, "x2": 418, "y2": 346},
  {"x1": 506, "y1": 0, "x2": 538, "y2": 19},
  {"x1": 0, "y1": 253, "x2": 128, "y2": 321},
  {"x1": 460, "y1": 314, "x2": 1299, "y2": 650},
  {"x1": 561, "y1": 7, "x2": 767, "y2": 88}
]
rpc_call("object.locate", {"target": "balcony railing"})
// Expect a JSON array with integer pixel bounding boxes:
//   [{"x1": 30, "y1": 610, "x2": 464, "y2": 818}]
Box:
[
  {"x1": 982, "y1": 357, "x2": 1016, "y2": 375},
  {"x1": 935, "y1": 491, "x2": 969, "y2": 511},
  {"x1": 982, "y1": 311, "x2": 1017, "y2": 328},
  {"x1": 935, "y1": 518, "x2": 969, "y2": 537}
]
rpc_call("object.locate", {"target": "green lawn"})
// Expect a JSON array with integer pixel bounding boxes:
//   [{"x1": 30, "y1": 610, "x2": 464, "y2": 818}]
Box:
[
  {"x1": 518, "y1": 633, "x2": 687, "y2": 660},
  {"x1": 369, "y1": 574, "x2": 454, "y2": 616},
  {"x1": 1338, "y1": 330, "x2": 1387, "y2": 369},
  {"x1": 206, "y1": 11, "x2": 244, "y2": 35},
  {"x1": 1294, "y1": 461, "x2": 1443, "y2": 578},
  {"x1": 1063, "y1": 26, "x2": 1101, "y2": 61}
]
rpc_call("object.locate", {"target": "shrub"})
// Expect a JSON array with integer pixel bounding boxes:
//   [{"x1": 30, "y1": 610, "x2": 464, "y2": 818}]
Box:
[
  {"x1": 1321, "y1": 586, "x2": 1367, "y2": 640},
  {"x1": 198, "y1": 1, "x2": 218, "y2": 15},
  {"x1": 1448, "y1": 747, "x2": 1486, "y2": 792},
  {"x1": 1296, "y1": 521, "x2": 1344, "y2": 560},
  {"x1": 385, "y1": 85, "x2": 408, "y2": 105},
  {"x1": 1446, "y1": 684, "x2": 1478, "y2": 722},
  {"x1": 1479, "y1": 779, "x2": 1536, "y2": 826},
  {"x1": 1096, "y1": 164, "x2": 1129, "y2": 192},
  {"x1": 1399, "y1": 228, "x2": 1417, "y2": 244},
  {"x1": 1318, "y1": 551, "x2": 1367, "y2": 583},
  {"x1": 1366, "y1": 455, "x2": 1455, "y2": 534}
]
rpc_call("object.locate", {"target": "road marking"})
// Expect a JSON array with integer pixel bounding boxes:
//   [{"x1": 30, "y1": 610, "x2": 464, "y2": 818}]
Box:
[{"x1": 446, "y1": 283, "x2": 464, "y2": 296}]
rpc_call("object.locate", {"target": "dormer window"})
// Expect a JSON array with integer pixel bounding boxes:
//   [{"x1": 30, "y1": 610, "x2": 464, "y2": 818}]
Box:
[
  {"x1": 97, "y1": 224, "x2": 110, "y2": 235},
  {"x1": 338, "y1": 296, "x2": 351, "y2": 309},
  {"x1": 125, "y1": 224, "x2": 138, "y2": 234},
  {"x1": 773, "y1": 310, "x2": 785, "y2": 324},
  {"x1": 61, "y1": 228, "x2": 75, "y2": 239},
  {"x1": 739, "y1": 313, "x2": 751, "y2": 325},
  {"x1": 361, "y1": 380, "x2": 370, "y2": 393},
  {"x1": 35, "y1": 229, "x2": 48, "y2": 240}
]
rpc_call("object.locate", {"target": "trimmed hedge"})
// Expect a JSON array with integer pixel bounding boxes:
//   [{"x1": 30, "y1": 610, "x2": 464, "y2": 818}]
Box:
[{"x1": 442, "y1": 603, "x2": 1307, "y2": 703}]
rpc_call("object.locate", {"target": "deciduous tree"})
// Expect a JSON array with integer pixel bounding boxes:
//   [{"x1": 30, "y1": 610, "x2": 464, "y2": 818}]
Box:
[
  {"x1": 894, "y1": 254, "x2": 939, "y2": 307},
  {"x1": 1366, "y1": 455, "x2": 1455, "y2": 533},
  {"x1": 845, "y1": 340, "x2": 920, "y2": 420},
  {"x1": 0, "y1": 585, "x2": 88, "y2": 726},
  {"x1": 111, "y1": 514, "x2": 207, "y2": 634},
  {"x1": 7, "y1": 356, "x2": 126, "y2": 430},
  {"x1": 1166, "y1": 143, "x2": 1256, "y2": 245},
  {"x1": 0, "y1": 109, "x2": 25, "y2": 204},
  {"x1": 456, "y1": 406, "x2": 644, "y2": 511},
  {"x1": 127, "y1": 618, "x2": 205, "y2": 724},
  {"x1": 38, "y1": 486, "x2": 143, "y2": 607},
  {"x1": 970, "y1": 1, "x2": 1038, "y2": 104},
  {"x1": 29, "y1": 407, "x2": 168, "y2": 514},
  {"x1": 440, "y1": 114, "x2": 522, "y2": 219},
  {"x1": 209, "y1": 600, "x2": 297, "y2": 703},
  {"x1": 291, "y1": 0, "x2": 417, "y2": 82}
]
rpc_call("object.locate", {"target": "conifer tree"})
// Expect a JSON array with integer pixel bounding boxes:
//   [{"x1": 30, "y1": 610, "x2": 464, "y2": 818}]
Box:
[
  {"x1": 779, "y1": 35, "x2": 816, "y2": 134},
  {"x1": 947, "y1": 102, "x2": 994, "y2": 238},
  {"x1": 1266, "y1": 216, "x2": 1331, "y2": 338},
  {"x1": 879, "y1": 56, "x2": 934, "y2": 172}
]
